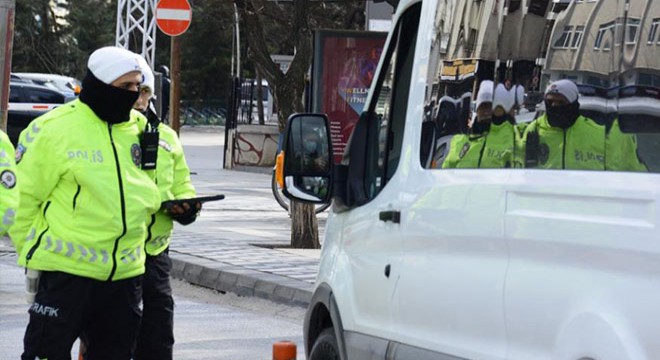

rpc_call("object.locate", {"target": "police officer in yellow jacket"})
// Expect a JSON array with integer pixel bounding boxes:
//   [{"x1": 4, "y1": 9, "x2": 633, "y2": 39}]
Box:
[
  {"x1": 9, "y1": 46, "x2": 161, "y2": 360},
  {"x1": 522, "y1": 79, "x2": 647, "y2": 171},
  {"x1": 133, "y1": 57, "x2": 198, "y2": 360},
  {"x1": 443, "y1": 81, "x2": 522, "y2": 169},
  {"x1": 0, "y1": 129, "x2": 18, "y2": 236}
]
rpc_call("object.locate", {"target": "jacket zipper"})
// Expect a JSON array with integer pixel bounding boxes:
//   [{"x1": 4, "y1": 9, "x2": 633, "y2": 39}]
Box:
[
  {"x1": 562, "y1": 129, "x2": 567, "y2": 170},
  {"x1": 477, "y1": 133, "x2": 488, "y2": 168},
  {"x1": 72, "y1": 184, "x2": 81, "y2": 210},
  {"x1": 25, "y1": 201, "x2": 52, "y2": 265},
  {"x1": 107, "y1": 123, "x2": 128, "y2": 281}
]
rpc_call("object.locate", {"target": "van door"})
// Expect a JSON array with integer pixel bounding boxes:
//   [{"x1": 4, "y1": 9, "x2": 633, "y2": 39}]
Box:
[
  {"x1": 335, "y1": 3, "x2": 422, "y2": 358},
  {"x1": 385, "y1": 1, "x2": 509, "y2": 359},
  {"x1": 504, "y1": 1, "x2": 660, "y2": 359}
]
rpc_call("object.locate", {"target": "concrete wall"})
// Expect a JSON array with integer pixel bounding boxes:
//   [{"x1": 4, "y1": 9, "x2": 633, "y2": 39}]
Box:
[{"x1": 234, "y1": 124, "x2": 279, "y2": 167}]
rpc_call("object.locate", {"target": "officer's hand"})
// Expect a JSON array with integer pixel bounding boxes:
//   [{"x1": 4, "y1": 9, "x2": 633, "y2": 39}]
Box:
[{"x1": 166, "y1": 200, "x2": 202, "y2": 225}]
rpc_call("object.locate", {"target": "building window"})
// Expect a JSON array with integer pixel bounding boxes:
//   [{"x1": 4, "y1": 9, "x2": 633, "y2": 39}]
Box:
[
  {"x1": 554, "y1": 26, "x2": 573, "y2": 48},
  {"x1": 648, "y1": 18, "x2": 660, "y2": 44},
  {"x1": 571, "y1": 26, "x2": 585, "y2": 48},
  {"x1": 625, "y1": 18, "x2": 640, "y2": 45},
  {"x1": 594, "y1": 21, "x2": 615, "y2": 50}
]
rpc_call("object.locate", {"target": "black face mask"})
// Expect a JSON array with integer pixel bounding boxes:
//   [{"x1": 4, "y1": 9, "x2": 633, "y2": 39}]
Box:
[
  {"x1": 545, "y1": 100, "x2": 580, "y2": 129},
  {"x1": 492, "y1": 113, "x2": 514, "y2": 126},
  {"x1": 471, "y1": 120, "x2": 490, "y2": 134},
  {"x1": 79, "y1": 70, "x2": 139, "y2": 124}
]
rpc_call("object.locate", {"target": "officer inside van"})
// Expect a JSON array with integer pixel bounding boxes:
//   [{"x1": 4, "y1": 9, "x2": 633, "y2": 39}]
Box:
[
  {"x1": 522, "y1": 79, "x2": 646, "y2": 171},
  {"x1": 442, "y1": 80, "x2": 521, "y2": 169}
]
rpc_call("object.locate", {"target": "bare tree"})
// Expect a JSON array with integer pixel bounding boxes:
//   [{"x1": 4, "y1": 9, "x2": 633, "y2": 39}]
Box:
[{"x1": 235, "y1": 0, "x2": 364, "y2": 248}]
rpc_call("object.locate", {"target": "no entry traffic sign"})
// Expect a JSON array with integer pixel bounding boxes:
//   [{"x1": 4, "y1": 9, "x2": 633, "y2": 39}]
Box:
[{"x1": 155, "y1": 0, "x2": 192, "y2": 37}]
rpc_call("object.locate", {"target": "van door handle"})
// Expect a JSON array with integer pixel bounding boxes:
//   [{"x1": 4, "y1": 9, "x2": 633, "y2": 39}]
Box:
[{"x1": 379, "y1": 210, "x2": 400, "y2": 224}]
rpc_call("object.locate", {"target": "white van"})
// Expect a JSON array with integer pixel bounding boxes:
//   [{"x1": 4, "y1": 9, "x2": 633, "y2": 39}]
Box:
[{"x1": 279, "y1": 0, "x2": 660, "y2": 359}]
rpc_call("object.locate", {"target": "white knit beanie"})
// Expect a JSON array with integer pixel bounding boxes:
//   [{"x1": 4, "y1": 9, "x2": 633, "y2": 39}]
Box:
[
  {"x1": 545, "y1": 79, "x2": 579, "y2": 103},
  {"x1": 493, "y1": 83, "x2": 515, "y2": 113},
  {"x1": 88, "y1": 46, "x2": 142, "y2": 85},
  {"x1": 475, "y1": 80, "x2": 494, "y2": 109},
  {"x1": 136, "y1": 55, "x2": 155, "y2": 95}
]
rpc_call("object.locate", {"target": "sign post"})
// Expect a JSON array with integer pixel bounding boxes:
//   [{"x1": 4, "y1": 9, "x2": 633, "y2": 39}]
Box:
[
  {"x1": 0, "y1": 0, "x2": 15, "y2": 132},
  {"x1": 156, "y1": 0, "x2": 191, "y2": 134}
]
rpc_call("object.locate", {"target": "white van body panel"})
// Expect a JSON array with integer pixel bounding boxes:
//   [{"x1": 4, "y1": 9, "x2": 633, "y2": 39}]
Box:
[{"x1": 306, "y1": 0, "x2": 660, "y2": 358}]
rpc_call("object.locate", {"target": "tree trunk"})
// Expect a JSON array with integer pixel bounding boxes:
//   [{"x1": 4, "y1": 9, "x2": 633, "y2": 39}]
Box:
[
  {"x1": 235, "y1": 0, "x2": 319, "y2": 249},
  {"x1": 291, "y1": 202, "x2": 320, "y2": 248}
]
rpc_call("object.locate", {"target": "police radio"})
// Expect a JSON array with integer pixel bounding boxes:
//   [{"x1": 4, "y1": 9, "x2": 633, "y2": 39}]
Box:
[{"x1": 140, "y1": 101, "x2": 160, "y2": 170}]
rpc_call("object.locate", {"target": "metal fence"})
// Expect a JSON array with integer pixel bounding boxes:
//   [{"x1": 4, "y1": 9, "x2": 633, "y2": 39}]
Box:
[{"x1": 178, "y1": 100, "x2": 227, "y2": 126}]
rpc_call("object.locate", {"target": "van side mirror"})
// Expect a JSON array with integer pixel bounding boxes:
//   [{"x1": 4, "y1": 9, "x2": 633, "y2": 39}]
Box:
[{"x1": 282, "y1": 113, "x2": 333, "y2": 204}]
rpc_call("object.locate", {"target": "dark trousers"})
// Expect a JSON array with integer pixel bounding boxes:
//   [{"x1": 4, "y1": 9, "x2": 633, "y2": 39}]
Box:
[
  {"x1": 134, "y1": 251, "x2": 174, "y2": 360},
  {"x1": 21, "y1": 271, "x2": 142, "y2": 360}
]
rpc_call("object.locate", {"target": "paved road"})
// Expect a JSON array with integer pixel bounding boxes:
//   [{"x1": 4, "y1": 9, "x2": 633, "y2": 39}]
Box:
[{"x1": 0, "y1": 255, "x2": 306, "y2": 359}]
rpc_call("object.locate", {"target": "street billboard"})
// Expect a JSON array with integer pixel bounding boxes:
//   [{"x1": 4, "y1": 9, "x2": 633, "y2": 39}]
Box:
[{"x1": 311, "y1": 30, "x2": 387, "y2": 164}]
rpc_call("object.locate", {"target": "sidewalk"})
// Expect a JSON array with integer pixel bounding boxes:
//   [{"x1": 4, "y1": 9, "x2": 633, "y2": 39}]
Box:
[{"x1": 170, "y1": 126, "x2": 325, "y2": 307}]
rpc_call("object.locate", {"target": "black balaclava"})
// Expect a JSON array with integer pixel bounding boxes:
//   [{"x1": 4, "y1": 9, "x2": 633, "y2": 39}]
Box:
[
  {"x1": 492, "y1": 113, "x2": 515, "y2": 126},
  {"x1": 79, "y1": 69, "x2": 139, "y2": 124},
  {"x1": 545, "y1": 100, "x2": 580, "y2": 129},
  {"x1": 471, "y1": 120, "x2": 490, "y2": 134}
]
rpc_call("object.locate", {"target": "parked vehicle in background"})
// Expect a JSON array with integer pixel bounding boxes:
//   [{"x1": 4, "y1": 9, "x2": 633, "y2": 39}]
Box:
[
  {"x1": 12, "y1": 72, "x2": 82, "y2": 97},
  {"x1": 238, "y1": 79, "x2": 277, "y2": 123},
  {"x1": 7, "y1": 81, "x2": 74, "y2": 146},
  {"x1": 278, "y1": 0, "x2": 660, "y2": 359}
]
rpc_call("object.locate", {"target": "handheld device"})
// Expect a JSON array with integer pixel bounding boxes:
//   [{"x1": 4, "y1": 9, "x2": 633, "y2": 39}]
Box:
[{"x1": 161, "y1": 194, "x2": 225, "y2": 210}]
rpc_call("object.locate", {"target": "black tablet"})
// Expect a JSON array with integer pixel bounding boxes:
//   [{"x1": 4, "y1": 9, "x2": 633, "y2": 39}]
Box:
[{"x1": 162, "y1": 194, "x2": 225, "y2": 209}]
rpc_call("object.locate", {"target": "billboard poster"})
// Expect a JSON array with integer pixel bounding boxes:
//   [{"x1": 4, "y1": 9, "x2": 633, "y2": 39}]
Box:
[{"x1": 312, "y1": 30, "x2": 387, "y2": 164}]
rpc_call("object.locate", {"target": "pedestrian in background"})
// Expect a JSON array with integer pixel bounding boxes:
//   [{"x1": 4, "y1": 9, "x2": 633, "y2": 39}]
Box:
[
  {"x1": 134, "y1": 56, "x2": 199, "y2": 360},
  {"x1": 158, "y1": 65, "x2": 171, "y2": 124},
  {"x1": 9, "y1": 46, "x2": 161, "y2": 360},
  {"x1": 0, "y1": 129, "x2": 18, "y2": 236}
]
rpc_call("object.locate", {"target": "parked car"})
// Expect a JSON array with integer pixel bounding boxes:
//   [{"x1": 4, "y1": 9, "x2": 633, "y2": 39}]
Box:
[
  {"x1": 11, "y1": 72, "x2": 81, "y2": 97},
  {"x1": 7, "y1": 81, "x2": 74, "y2": 146},
  {"x1": 278, "y1": 0, "x2": 660, "y2": 359}
]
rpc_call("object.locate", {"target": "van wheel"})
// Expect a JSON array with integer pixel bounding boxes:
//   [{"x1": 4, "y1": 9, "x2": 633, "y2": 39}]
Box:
[{"x1": 309, "y1": 327, "x2": 339, "y2": 360}]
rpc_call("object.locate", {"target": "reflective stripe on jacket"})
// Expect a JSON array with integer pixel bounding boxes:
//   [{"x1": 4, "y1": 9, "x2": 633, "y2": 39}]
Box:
[
  {"x1": 0, "y1": 130, "x2": 18, "y2": 236},
  {"x1": 9, "y1": 99, "x2": 161, "y2": 281}
]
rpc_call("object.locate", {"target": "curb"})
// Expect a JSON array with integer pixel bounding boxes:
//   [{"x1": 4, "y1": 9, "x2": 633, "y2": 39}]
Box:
[{"x1": 170, "y1": 253, "x2": 313, "y2": 308}]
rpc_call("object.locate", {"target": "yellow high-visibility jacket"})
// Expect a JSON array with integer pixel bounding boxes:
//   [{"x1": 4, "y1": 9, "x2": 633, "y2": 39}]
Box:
[
  {"x1": 9, "y1": 100, "x2": 161, "y2": 281},
  {"x1": 144, "y1": 121, "x2": 195, "y2": 256},
  {"x1": 0, "y1": 130, "x2": 19, "y2": 236}
]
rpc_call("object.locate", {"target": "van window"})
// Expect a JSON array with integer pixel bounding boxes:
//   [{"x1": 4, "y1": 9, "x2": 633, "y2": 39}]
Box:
[
  {"x1": 363, "y1": 3, "x2": 420, "y2": 199},
  {"x1": 421, "y1": 0, "x2": 659, "y2": 173}
]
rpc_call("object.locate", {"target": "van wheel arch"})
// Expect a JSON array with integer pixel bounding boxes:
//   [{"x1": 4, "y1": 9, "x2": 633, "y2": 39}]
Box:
[{"x1": 304, "y1": 284, "x2": 347, "y2": 360}]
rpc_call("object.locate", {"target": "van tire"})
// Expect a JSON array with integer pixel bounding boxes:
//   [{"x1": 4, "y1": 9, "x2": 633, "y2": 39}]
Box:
[{"x1": 309, "y1": 327, "x2": 339, "y2": 360}]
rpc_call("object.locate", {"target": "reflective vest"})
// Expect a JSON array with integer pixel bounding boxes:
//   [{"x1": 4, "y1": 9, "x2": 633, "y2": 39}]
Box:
[
  {"x1": 442, "y1": 121, "x2": 521, "y2": 169},
  {"x1": 9, "y1": 99, "x2": 161, "y2": 281},
  {"x1": 0, "y1": 130, "x2": 18, "y2": 236},
  {"x1": 143, "y1": 122, "x2": 196, "y2": 256}
]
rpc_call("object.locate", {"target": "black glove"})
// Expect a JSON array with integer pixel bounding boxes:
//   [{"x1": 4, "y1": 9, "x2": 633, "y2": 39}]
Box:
[{"x1": 171, "y1": 206, "x2": 199, "y2": 225}]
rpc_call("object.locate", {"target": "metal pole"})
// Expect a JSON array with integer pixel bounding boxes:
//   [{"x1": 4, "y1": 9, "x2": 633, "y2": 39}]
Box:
[
  {"x1": 0, "y1": 0, "x2": 15, "y2": 132},
  {"x1": 170, "y1": 36, "x2": 182, "y2": 135}
]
